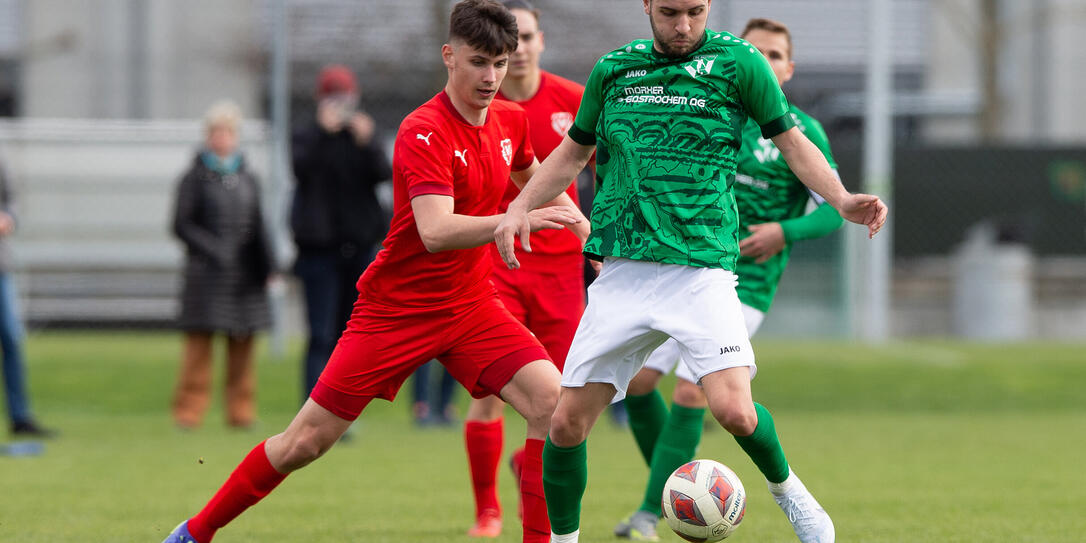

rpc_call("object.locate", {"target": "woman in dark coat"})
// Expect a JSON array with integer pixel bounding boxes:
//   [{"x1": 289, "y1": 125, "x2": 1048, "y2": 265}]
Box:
[{"x1": 171, "y1": 100, "x2": 275, "y2": 429}]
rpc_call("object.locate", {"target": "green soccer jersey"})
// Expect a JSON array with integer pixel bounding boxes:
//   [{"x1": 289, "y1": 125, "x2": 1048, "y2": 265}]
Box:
[
  {"x1": 568, "y1": 29, "x2": 795, "y2": 270},
  {"x1": 734, "y1": 105, "x2": 840, "y2": 312}
]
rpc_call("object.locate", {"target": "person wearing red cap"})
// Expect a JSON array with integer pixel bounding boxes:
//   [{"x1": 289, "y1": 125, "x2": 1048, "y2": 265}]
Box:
[
  {"x1": 315, "y1": 64, "x2": 356, "y2": 96},
  {"x1": 290, "y1": 64, "x2": 392, "y2": 405}
]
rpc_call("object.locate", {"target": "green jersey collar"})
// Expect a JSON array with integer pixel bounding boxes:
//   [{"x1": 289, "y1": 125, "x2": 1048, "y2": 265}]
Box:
[{"x1": 650, "y1": 29, "x2": 710, "y2": 61}]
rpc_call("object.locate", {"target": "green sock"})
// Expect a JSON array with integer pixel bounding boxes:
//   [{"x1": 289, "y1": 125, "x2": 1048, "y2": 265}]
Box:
[
  {"x1": 543, "y1": 437, "x2": 588, "y2": 535},
  {"x1": 625, "y1": 389, "x2": 669, "y2": 465},
  {"x1": 639, "y1": 403, "x2": 705, "y2": 516},
  {"x1": 733, "y1": 402, "x2": 790, "y2": 484}
]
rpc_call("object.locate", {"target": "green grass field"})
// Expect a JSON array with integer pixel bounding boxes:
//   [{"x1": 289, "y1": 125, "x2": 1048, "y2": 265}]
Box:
[{"x1": 2, "y1": 332, "x2": 1085, "y2": 542}]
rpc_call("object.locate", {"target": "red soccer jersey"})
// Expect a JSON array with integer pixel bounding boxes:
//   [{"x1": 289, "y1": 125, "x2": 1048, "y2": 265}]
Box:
[
  {"x1": 494, "y1": 71, "x2": 585, "y2": 269},
  {"x1": 358, "y1": 91, "x2": 535, "y2": 309}
]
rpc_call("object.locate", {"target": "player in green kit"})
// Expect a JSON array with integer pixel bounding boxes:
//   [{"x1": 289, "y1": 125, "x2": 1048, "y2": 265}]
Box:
[
  {"x1": 495, "y1": 2, "x2": 886, "y2": 543},
  {"x1": 613, "y1": 17, "x2": 846, "y2": 542}
]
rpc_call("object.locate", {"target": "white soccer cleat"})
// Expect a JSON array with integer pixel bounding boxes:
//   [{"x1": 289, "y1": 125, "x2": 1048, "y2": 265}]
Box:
[{"x1": 767, "y1": 469, "x2": 835, "y2": 543}]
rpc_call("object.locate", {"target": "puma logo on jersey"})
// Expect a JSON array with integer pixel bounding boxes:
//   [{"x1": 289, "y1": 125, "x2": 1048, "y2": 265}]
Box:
[
  {"x1": 753, "y1": 138, "x2": 780, "y2": 163},
  {"x1": 454, "y1": 149, "x2": 468, "y2": 166},
  {"x1": 416, "y1": 132, "x2": 433, "y2": 145}
]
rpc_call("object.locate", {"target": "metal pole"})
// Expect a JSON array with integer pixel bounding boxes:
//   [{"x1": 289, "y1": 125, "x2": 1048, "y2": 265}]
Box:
[
  {"x1": 1030, "y1": 0, "x2": 1049, "y2": 142},
  {"x1": 268, "y1": 0, "x2": 291, "y2": 359},
  {"x1": 978, "y1": 0, "x2": 1001, "y2": 142},
  {"x1": 857, "y1": 0, "x2": 894, "y2": 342},
  {"x1": 127, "y1": 0, "x2": 148, "y2": 118}
]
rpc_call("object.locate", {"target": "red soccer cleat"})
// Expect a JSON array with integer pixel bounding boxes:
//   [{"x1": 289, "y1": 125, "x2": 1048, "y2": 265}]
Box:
[{"x1": 468, "y1": 509, "x2": 503, "y2": 538}]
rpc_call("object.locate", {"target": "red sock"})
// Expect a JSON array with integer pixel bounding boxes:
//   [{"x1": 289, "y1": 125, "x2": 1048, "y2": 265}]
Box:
[
  {"x1": 465, "y1": 419, "x2": 504, "y2": 518},
  {"x1": 520, "y1": 438, "x2": 549, "y2": 543},
  {"x1": 510, "y1": 446, "x2": 526, "y2": 519},
  {"x1": 510, "y1": 446, "x2": 525, "y2": 485},
  {"x1": 187, "y1": 440, "x2": 288, "y2": 542}
]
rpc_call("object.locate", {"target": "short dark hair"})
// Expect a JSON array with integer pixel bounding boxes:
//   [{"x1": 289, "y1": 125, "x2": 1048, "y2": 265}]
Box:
[
  {"x1": 501, "y1": 0, "x2": 541, "y2": 25},
  {"x1": 740, "y1": 18, "x2": 793, "y2": 59},
  {"x1": 449, "y1": 0, "x2": 519, "y2": 56}
]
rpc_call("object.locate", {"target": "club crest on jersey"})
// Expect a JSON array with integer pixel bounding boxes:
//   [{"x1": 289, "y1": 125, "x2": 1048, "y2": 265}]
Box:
[
  {"x1": 500, "y1": 138, "x2": 513, "y2": 166},
  {"x1": 684, "y1": 55, "x2": 716, "y2": 78},
  {"x1": 551, "y1": 112, "x2": 574, "y2": 136}
]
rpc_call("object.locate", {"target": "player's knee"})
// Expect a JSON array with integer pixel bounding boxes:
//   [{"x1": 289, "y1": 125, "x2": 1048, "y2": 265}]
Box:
[
  {"x1": 548, "y1": 407, "x2": 589, "y2": 447},
  {"x1": 279, "y1": 428, "x2": 334, "y2": 471},
  {"x1": 481, "y1": 403, "x2": 505, "y2": 421},
  {"x1": 672, "y1": 379, "x2": 706, "y2": 407},
  {"x1": 709, "y1": 402, "x2": 757, "y2": 436},
  {"x1": 627, "y1": 368, "x2": 661, "y2": 396},
  {"x1": 523, "y1": 382, "x2": 559, "y2": 430},
  {"x1": 467, "y1": 396, "x2": 505, "y2": 421}
]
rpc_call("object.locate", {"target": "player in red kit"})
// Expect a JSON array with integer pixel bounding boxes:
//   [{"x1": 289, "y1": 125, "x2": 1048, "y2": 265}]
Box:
[
  {"x1": 160, "y1": 2, "x2": 586, "y2": 542},
  {"x1": 462, "y1": 1, "x2": 592, "y2": 538}
]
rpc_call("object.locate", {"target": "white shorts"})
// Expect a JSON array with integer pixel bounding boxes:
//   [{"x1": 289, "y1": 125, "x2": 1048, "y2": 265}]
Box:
[
  {"x1": 562, "y1": 258, "x2": 756, "y2": 402},
  {"x1": 644, "y1": 304, "x2": 765, "y2": 384}
]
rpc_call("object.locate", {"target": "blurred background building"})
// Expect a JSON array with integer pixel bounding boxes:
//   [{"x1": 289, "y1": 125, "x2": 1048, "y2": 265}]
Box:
[{"x1": 0, "y1": 0, "x2": 1083, "y2": 340}]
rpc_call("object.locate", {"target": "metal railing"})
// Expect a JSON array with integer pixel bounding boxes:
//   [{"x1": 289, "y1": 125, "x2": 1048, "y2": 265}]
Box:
[{"x1": 0, "y1": 118, "x2": 277, "y2": 326}]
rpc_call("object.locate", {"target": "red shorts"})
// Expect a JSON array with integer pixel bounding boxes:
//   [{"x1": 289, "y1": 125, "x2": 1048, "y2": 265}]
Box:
[
  {"x1": 490, "y1": 255, "x2": 585, "y2": 370},
  {"x1": 311, "y1": 293, "x2": 550, "y2": 420}
]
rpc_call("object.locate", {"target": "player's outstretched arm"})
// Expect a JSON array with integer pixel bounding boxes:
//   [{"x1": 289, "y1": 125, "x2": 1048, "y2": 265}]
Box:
[
  {"x1": 511, "y1": 160, "x2": 591, "y2": 246},
  {"x1": 413, "y1": 194, "x2": 581, "y2": 253},
  {"x1": 495, "y1": 135, "x2": 595, "y2": 268},
  {"x1": 772, "y1": 127, "x2": 888, "y2": 238}
]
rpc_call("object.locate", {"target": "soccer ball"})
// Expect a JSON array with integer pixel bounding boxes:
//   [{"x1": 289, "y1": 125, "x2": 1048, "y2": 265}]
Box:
[{"x1": 661, "y1": 459, "x2": 746, "y2": 542}]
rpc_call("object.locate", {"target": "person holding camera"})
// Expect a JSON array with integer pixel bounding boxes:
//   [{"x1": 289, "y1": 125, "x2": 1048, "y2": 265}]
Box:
[{"x1": 290, "y1": 65, "x2": 392, "y2": 403}]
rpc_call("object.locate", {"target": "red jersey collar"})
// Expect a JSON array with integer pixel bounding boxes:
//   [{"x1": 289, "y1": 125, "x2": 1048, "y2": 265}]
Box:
[{"x1": 439, "y1": 90, "x2": 489, "y2": 127}]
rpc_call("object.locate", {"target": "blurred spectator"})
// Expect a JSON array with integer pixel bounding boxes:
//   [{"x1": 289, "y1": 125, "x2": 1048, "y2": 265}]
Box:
[
  {"x1": 171, "y1": 100, "x2": 276, "y2": 429},
  {"x1": 411, "y1": 361, "x2": 458, "y2": 427},
  {"x1": 291, "y1": 64, "x2": 392, "y2": 403},
  {"x1": 0, "y1": 157, "x2": 54, "y2": 438}
]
